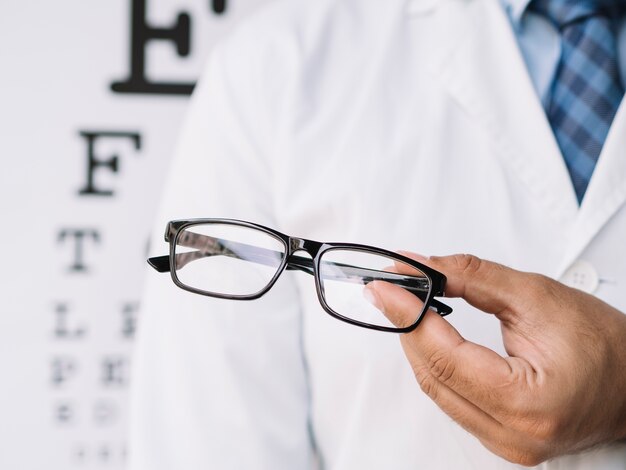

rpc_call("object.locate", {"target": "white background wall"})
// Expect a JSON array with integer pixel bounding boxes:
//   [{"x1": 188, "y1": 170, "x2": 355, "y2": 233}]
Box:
[{"x1": 0, "y1": 1, "x2": 270, "y2": 467}]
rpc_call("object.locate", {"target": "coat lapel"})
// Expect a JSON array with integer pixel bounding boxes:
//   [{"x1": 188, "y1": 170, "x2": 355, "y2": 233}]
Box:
[
  {"x1": 407, "y1": 0, "x2": 626, "y2": 275},
  {"x1": 407, "y1": 0, "x2": 579, "y2": 227},
  {"x1": 557, "y1": 102, "x2": 626, "y2": 274}
]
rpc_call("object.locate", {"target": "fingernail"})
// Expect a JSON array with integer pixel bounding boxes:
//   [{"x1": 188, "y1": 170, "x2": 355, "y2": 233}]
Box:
[{"x1": 412, "y1": 253, "x2": 430, "y2": 261}]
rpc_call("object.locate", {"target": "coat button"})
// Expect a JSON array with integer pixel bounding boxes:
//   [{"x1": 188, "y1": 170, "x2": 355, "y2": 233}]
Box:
[{"x1": 559, "y1": 260, "x2": 599, "y2": 294}]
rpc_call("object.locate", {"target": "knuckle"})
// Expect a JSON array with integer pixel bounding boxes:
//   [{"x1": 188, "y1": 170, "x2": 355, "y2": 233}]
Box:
[
  {"x1": 428, "y1": 350, "x2": 457, "y2": 385},
  {"x1": 415, "y1": 367, "x2": 440, "y2": 400},
  {"x1": 503, "y1": 447, "x2": 549, "y2": 467},
  {"x1": 502, "y1": 415, "x2": 563, "y2": 463},
  {"x1": 527, "y1": 272, "x2": 551, "y2": 294},
  {"x1": 454, "y1": 254, "x2": 484, "y2": 277},
  {"x1": 524, "y1": 273, "x2": 561, "y2": 305},
  {"x1": 505, "y1": 403, "x2": 564, "y2": 443},
  {"x1": 504, "y1": 273, "x2": 556, "y2": 317},
  {"x1": 493, "y1": 436, "x2": 551, "y2": 467},
  {"x1": 527, "y1": 416, "x2": 564, "y2": 443}
]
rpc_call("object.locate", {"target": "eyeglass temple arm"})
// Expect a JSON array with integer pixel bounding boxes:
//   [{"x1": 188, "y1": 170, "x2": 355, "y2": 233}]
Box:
[
  {"x1": 147, "y1": 230, "x2": 245, "y2": 272},
  {"x1": 147, "y1": 237, "x2": 452, "y2": 316}
]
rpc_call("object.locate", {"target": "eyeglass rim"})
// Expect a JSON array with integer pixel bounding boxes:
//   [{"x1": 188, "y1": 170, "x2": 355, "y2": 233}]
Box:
[
  {"x1": 168, "y1": 218, "x2": 290, "y2": 301},
  {"x1": 164, "y1": 218, "x2": 446, "y2": 333},
  {"x1": 312, "y1": 245, "x2": 435, "y2": 333}
]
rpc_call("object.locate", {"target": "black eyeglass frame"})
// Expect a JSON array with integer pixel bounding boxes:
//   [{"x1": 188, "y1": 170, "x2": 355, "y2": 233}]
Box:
[{"x1": 148, "y1": 218, "x2": 451, "y2": 333}]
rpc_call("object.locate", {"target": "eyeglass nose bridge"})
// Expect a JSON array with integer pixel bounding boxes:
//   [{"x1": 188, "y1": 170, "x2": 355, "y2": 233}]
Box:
[{"x1": 288, "y1": 237, "x2": 323, "y2": 258}]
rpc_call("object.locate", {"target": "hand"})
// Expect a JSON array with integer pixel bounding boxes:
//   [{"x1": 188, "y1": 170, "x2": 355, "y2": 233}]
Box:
[{"x1": 365, "y1": 253, "x2": 626, "y2": 466}]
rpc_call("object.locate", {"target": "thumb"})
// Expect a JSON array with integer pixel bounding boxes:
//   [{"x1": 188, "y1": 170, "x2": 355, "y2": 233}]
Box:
[
  {"x1": 365, "y1": 271, "x2": 517, "y2": 413},
  {"x1": 364, "y1": 279, "x2": 467, "y2": 348}
]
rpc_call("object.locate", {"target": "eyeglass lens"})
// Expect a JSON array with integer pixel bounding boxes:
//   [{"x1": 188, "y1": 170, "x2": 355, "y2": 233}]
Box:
[
  {"x1": 174, "y1": 223, "x2": 286, "y2": 297},
  {"x1": 318, "y1": 249, "x2": 430, "y2": 329}
]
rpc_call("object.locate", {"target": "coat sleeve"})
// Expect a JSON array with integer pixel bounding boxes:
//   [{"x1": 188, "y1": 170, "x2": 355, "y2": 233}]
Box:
[{"x1": 128, "y1": 11, "x2": 314, "y2": 470}]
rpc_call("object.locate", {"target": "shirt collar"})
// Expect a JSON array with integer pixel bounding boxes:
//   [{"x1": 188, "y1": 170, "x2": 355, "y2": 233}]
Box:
[{"x1": 500, "y1": 0, "x2": 533, "y2": 28}]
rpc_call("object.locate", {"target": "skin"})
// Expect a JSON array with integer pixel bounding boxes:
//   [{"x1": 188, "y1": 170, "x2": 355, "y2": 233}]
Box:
[{"x1": 365, "y1": 253, "x2": 626, "y2": 466}]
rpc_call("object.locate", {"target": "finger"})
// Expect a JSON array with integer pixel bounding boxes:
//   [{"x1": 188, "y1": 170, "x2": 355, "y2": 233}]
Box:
[
  {"x1": 408, "y1": 370, "x2": 510, "y2": 448},
  {"x1": 414, "y1": 375, "x2": 548, "y2": 466},
  {"x1": 366, "y1": 281, "x2": 521, "y2": 417},
  {"x1": 364, "y1": 280, "x2": 427, "y2": 329},
  {"x1": 396, "y1": 252, "x2": 528, "y2": 320},
  {"x1": 398, "y1": 362, "x2": 536, "y2": 466}
]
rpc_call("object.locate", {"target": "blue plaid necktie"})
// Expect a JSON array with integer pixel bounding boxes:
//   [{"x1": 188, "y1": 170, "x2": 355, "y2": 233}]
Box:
[{"x1": 529, "y1": 0, "x2": 625, "y2": 203}]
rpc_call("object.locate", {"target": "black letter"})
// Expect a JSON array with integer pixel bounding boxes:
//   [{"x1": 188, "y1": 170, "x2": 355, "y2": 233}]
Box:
[
  {"x1": 53, "y1": 302, "x2": 86, "y2": 339},
  {"x1": 211, "y1": 0, "x2": 227, "y2": 14},
  {"x1": 54, "y1": 401, "x2": 75, "y2": 424},
  {"x1": 111, "y1": 0, "x2": 194, "y2": 95},
  {"x1": 121, "y1": 302, "x2": 139, "y2": 339},
  {"x1": 101, "y1": 356, "x2": 129, "y2": 387},
  {"x1": 78, "y1": 131, "x2": 141, "y2": 197},
  {"x1": 57, "y1": 228, "x2": 100, "y2": 273},
  {"x1": 51, "y1": 357, "x2": 77, "y2": 386}
]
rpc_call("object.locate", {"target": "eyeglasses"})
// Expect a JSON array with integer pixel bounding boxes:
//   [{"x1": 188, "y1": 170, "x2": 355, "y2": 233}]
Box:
[{"x1": 147, "y1": 218, "x2": 452, "y2": 333}]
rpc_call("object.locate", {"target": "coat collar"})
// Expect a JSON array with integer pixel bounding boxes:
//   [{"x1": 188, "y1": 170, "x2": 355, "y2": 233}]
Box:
[{"x1": 500, "y1": 0, "x2": 532, "y2": 27}]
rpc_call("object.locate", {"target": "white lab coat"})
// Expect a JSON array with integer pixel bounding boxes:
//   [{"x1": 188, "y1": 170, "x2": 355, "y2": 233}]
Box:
[{"x1": 129, "y1": 0, "x2": 626, "y2": 468}]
